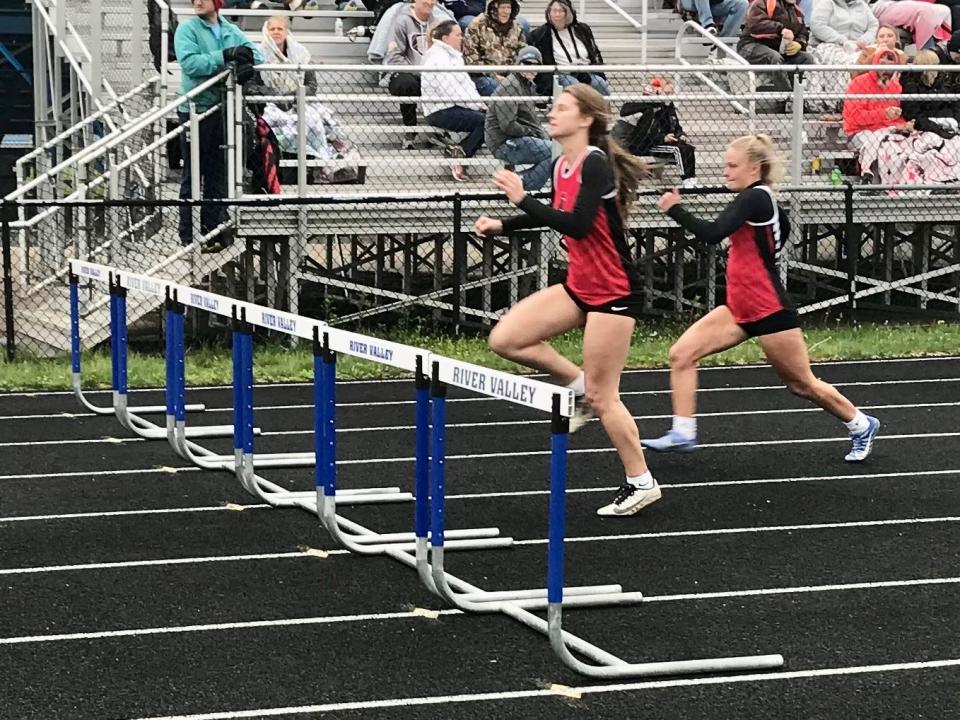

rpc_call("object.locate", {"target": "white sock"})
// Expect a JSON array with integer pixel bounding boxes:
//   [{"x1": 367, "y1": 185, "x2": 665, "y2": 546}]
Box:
[
  {"x1": 566, "y1": 371, "x2": 585, "y2": 397},
  {"x1": 844, "y1": 410, "x2": 870, "y2": 435},
  {"x1": 672, "y1": 416, "x2": 697, "y2": 440},
  {"x1": 626, "y1": 471, "x2": 655, "y2": 490}
]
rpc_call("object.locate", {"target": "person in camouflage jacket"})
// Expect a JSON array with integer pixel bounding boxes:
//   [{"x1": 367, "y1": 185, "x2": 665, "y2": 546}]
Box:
[{"x1": 464, "y1": 0, "x2": 526, "y2": 95}]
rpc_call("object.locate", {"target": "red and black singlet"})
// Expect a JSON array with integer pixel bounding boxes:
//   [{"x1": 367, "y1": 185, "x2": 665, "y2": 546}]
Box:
[
  {"x1": 501, "y1": 147, "x2": 642, "y2": 306},
  {"x1": 667, "y1": 182, "x2": 792, "y2": 324}
]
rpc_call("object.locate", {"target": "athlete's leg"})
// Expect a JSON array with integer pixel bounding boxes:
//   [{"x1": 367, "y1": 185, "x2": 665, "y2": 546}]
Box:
[
  {"x1": 669, "y1": 305, "x2": 749, "y2": 417},
  {"x1": 759, "y1": 328, "x2": 855, "y2": 419},
  {"x1": 581, "y1": 312, "x2": 646, "y2": 476},
  {"x1": 583, "y1": 312, "x2": 662, "y2": 516},
  {"x1": 488, "y1": 284, "x2": 584, "y2": 384},
  {"x1": 644, "y1": 305, "x2": 747, "y2": 452},
  {"x1": 760, "y1": 328, "x2": 880, "y2": 462}
]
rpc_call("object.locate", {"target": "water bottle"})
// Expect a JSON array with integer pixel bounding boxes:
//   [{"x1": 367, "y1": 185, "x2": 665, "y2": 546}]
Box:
[
  {"x1": 830, "y1": 167, "x2": 842, "y2": 186},
  {"x1": 335, "y1": 18, "x2": 344, "y2": 36}
]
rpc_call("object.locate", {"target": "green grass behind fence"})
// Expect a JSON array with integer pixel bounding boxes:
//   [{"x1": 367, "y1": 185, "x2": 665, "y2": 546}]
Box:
[{"x1": 1, "y1": 321, "x2": 958, "y2": 391}]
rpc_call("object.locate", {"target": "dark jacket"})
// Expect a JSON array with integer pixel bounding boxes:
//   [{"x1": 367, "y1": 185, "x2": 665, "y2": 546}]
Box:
[
  {"x1": 529, "y1": 0, "x2": 604, "y2": 95},
  {"x1": 900, "y1": 71, "x2": 960, "y2": 132},
  {"x1": 613, "y1": 101, "x2": 687, "y2": 156},
  {"x1": 739, "y1": 0, "x2": 809, "y2": 51},
  {"x1": 485, "y1": 72, "x2": 548, "y2": 152},
  {"x1": 444, "y1": 0, "x2": 486, "y2": 21},
  {"x1": 934, "y1": 45, "x2": 960, "y2": 96},
  {"x1": 147, "y1": 0, "x2": 178, "y2": 72}
]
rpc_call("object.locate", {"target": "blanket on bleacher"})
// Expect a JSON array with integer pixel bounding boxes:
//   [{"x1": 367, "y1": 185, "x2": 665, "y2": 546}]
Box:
[{"x1": 853, "y1": 128, "x2": 960, "y2": 187}]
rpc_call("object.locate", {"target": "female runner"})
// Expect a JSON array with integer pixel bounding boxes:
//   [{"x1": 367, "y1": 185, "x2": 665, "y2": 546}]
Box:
[
  {"x1": 644, "y1": 133, "x2": 880, "y2": 462},
  {"x1": 474, "y1": 83, "x2": 657, "y2": 517}
]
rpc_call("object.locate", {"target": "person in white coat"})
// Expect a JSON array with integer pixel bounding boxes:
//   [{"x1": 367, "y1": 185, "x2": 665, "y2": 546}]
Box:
[
  {"x1": 421, "y1": 19, "x2": 487, "y2": 181},
  {"x1": 807, "y1": 0, "x2": 880, "y2": 109}
]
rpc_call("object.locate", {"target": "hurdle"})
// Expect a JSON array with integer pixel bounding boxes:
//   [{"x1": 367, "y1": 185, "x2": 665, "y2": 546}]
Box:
[
  {"x1": 311, "y1": 327, "x2": 512, "y2": 555},
  {"x1": 421, "y1": 357, "x2": 786, "y2": 677},
  {"x1": 69, "y1": 264, "x2": 207, "y2": 422}
]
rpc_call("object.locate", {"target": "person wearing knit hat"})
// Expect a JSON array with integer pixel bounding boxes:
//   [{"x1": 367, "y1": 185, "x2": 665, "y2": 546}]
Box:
[
  {"x1": 173, "y1": 0, "x2": 263, "y2": 247},
  {"x1": 484, "y1": 44, "x2": 553, "y2": 190}
]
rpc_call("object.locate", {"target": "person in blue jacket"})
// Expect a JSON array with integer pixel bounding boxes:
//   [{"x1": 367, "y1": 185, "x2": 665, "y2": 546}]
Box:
[{"x1": 174, "y1": 0, "x2": 263, "y2": 248}]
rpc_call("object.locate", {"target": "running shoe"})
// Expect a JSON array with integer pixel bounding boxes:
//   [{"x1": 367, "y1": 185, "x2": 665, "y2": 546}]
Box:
[
  {"x1": 845, "y1": 415, "x2": 880, "y2": 462},
  {"x1": 596, "y1": 481, "x2": 662, "y2": 517},
  {"x1": 568, "y1": 397, "x2": 594, "y2": 433},
  {"x1": 641, "y1": 430, "x2": 698, "y2": 453}
]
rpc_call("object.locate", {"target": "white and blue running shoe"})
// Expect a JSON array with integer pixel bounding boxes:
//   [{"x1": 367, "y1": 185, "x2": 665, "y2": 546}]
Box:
[
  {"x1": 641, "y1": 430, "x2": 698, "y2": 453},
  {"x1": 845, "y1": 415, "x2": 880, "y2": 462}
]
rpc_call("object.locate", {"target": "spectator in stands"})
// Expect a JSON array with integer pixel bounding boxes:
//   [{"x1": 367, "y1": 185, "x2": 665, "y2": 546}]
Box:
[
  {"x1": 807, "y1": 0, "x2": 878, "y2": 107},
  {"x1": 678, "y1": 0, "x2": 749, "y2": 38},
  {"x1": 484, "y1": 45, "x2": 553, "y2": 190},
  {"x1": 612, "y1": 76, "x2": 699, "y2": 187},
  {"x1": 529, "y1": 0, "x2": 609, "y2": 95},
  {"x1": 737, "y1": 0, "x2": 815, "y2": 93},
  {"x1": 421, "y1": 20, "x2": 487, "y2": 181},
  {"x1": 174, "y1": 0, "x2": 262, "y2": 248},
  {"x1": 870, "y1": 0, "x2": 950, "y2": 50},
  {"x1": 854, "y1": 24, "x2": 907, "y2": 65},
  {"x1": 901, "y1": 49, "x2": 960, "y2": 135},
  {"x1": 256, "y1": 16, "x2": 359, "y2": 176},
  {"x1": 385, "y1": 0, "x2": 437, "y2": 147},
  {"x1": 934, "y1": 29, "x2": 960, "y2": 95},
  {"x1": 444, "y1": 0, "x2": 530, "y2": 34},
  {"x1": 368, "y1": 0, "x2": 454, "y2": 63},
  {"x1": 463, "y1": 0, "x2": 526, "y2": 95}
]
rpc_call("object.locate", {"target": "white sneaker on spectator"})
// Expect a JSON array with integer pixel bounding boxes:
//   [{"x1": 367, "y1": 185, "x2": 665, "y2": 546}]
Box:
[
  {"x1": 287, "y1": 0, "x2": 305, "y2": 10},
  {"x1": 680, "y1": 177, "x2": 700, "y2": 189},
  {"x1": 703, "y1": 24, "x2": 718, "y2": 36},
  {"x1": 451, "y1": 163, "x2": 467, "y2": 182}
]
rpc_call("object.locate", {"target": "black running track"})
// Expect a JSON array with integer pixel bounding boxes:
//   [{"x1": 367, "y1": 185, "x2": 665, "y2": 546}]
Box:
[{"x1": 1, "y1": 358, "x2": 959, "y2": 720}]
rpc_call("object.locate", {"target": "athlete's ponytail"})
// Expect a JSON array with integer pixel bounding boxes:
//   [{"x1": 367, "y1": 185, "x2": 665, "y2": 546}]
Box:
[
  {"x1": 730, "y1": 133, "x2": 784, "y2": 186},
  {"x1": 562, "y1": 84, "x2": 648, "y2": 217}
]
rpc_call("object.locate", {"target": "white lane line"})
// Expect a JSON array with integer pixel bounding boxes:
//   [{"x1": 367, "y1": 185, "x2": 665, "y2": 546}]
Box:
[
  {"x1": 5, "y1": 575, "x2": 958, "y2": 647},
  {"x1": 200, "y1": 376, "x2": 960, "y2": 412},
  {"x1": 642, "y1": 576, "x2": 960, "y2": 603},
  {"x1": 512, "y1": 516, "x2": 960, "y2": 546},
  {"x1": 0, "y1": 437, "x2": 146, "y2": 448},
  {"x1": 6, "y1": 468, "x2": 959, "y2": 524},
  {"x1": 0, "y1": 467, "x2": 200, "y2": 482},
  {"x1": 449, "y1": 468, "x2": 960, "y2": 500},
  {"x1": 257, "y1": 401, "x2": 960, "y2": 436},
  {"x1": 127, "y1": 657, "x2": 960, "y2": 719},
  {"x1": 2, "y1": 354, "x2": 956, "y2": 400},
  {"x1": 0, "y1": 609, "x2": 464, "y2": 646},
  {"x1": 0, "y1": 551, "x2": 346, "y2": 577},
  {"x1": 3, "y1": 515, "x2": 956, "y2": 576},
  {"x1": 335, "y1": 430, "x2": 960, "y2": 466},
  {"x1": 2, "y1": 372, "x2": 958, "y2": 420},
  {"x1": 0, "y1": 504, "x2": 269, "y2": 524}
]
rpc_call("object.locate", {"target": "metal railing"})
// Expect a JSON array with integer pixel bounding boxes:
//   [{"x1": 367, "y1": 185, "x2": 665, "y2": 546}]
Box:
[{"x1": 674, "y1": 20, "x2": 755, "y2": 116}]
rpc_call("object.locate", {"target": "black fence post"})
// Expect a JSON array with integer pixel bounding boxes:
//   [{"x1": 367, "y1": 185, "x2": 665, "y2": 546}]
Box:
[
  {"x1": 844, "y1": 182, "x2": 857, "y2": 326},
  {"x1": 2, "y1": 206, "x2": 15, "y2": 361},
  {"x1": 452, "y1": 193, "x2": 465, "y2": 335}
]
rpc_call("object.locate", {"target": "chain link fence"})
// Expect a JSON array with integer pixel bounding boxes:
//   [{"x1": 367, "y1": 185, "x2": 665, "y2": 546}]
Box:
[{"x1": 4, "y1": 183, "x2": 960, "y2": 359}]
